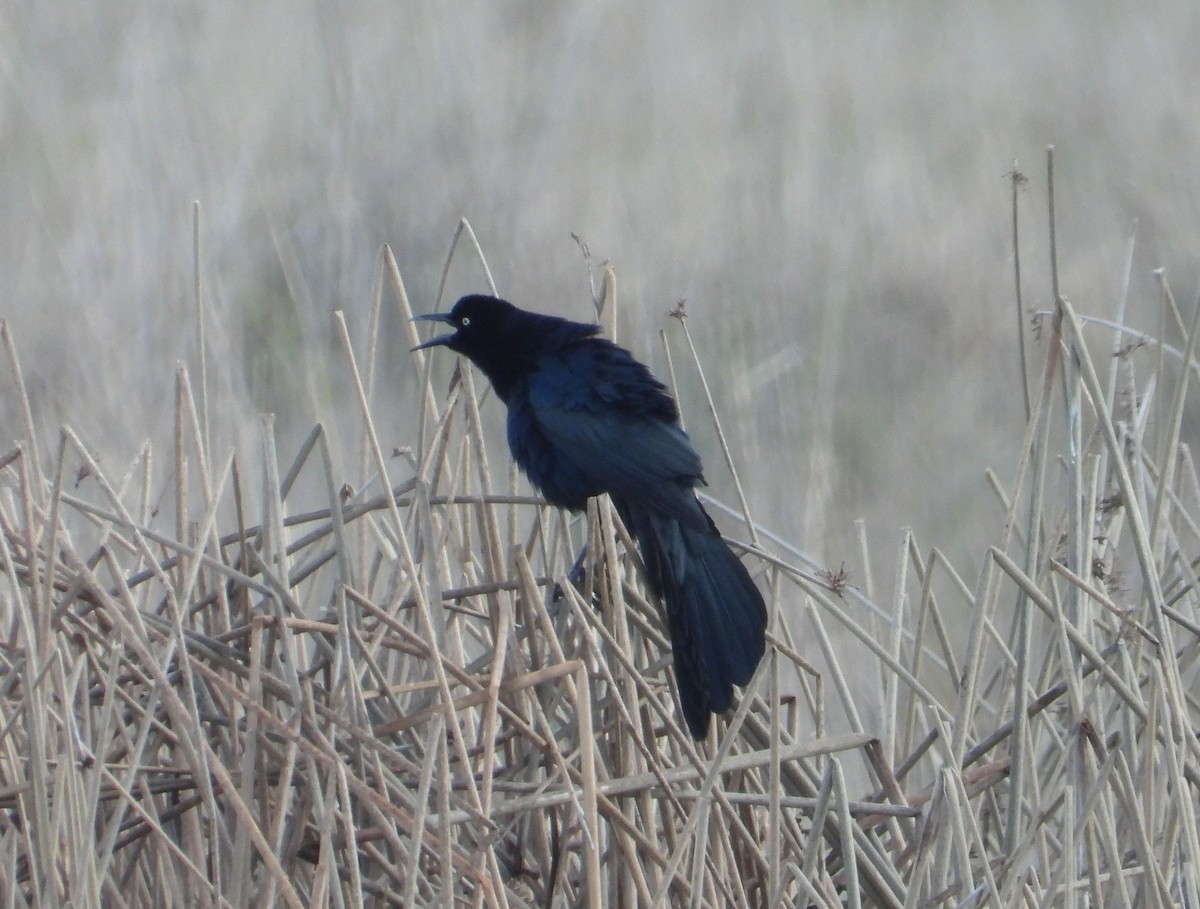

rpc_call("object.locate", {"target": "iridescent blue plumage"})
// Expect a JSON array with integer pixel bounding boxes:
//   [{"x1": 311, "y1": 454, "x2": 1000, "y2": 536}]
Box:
[{"x1": 415, "y1": 294, "x2": 767, "y2": 738}]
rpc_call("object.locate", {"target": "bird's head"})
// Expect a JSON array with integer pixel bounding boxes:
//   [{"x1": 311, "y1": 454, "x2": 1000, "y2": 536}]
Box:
[
  {"x1": 412, "y1": 294, "x2": 516, "y2": 359},
  {"x1": 414, "y1": 294, "x2": 600, "y2": 400}
]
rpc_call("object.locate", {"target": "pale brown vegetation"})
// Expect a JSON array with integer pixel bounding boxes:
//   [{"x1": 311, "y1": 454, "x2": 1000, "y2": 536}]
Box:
[{"x1": 1, "y1": 159, "x2": 1199, "y2": 906}]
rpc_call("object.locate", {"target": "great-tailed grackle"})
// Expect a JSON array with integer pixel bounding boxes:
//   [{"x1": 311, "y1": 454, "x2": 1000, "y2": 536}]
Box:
[{"x1": 415, "y1": 295, "x2": 767, "y2": 739}]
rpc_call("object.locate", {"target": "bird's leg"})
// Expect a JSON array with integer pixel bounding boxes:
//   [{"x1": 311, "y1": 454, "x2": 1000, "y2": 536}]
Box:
[
  {"x1": 567, "y1": 542, "x2": 589, "y2": 587},
  {"x1": 552, "y1": 503, "x2": 604, "y2": 609},
  {"x1": 550, "y1": 542, "x2": 591, "y2": 608}
]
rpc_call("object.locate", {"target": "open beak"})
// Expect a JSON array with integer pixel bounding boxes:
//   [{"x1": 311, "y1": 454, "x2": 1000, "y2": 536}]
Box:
[{"x1": 411, "y1": 313, "x2": 456, "y2": 351}]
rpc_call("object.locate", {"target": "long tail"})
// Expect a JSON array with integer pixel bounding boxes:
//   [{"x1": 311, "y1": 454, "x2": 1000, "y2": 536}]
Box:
[{"x1": 619, "y1": 501, "x2": 768, "y2": 738}]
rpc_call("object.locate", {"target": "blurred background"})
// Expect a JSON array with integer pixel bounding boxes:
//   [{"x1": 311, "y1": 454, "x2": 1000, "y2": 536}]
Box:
[{"x1": 2, "y1": 3, "x2": 1199, "y2": 578}]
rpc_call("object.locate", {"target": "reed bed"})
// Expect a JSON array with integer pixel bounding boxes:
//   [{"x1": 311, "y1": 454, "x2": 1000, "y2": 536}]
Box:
[{"x1": 2, "y1": 155, "x2": 1199, "y2": 906}]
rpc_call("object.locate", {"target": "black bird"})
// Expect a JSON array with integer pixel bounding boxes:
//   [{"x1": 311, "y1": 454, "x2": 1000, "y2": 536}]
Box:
[{"x1": 415, "y1": 295, "x2": 767, "y2": 738}]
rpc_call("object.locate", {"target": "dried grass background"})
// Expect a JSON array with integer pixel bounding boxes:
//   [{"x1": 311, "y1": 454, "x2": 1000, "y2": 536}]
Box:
[
  {"x1": 3, "y1": 156, "x2": 1200, "y2": 905},
  {"x1": 4, "y1": 5, "x2": 1200, "y2": 907}
]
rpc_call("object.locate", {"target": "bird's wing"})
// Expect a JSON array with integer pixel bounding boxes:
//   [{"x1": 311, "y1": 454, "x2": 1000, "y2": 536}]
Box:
[
  {"x1": 533, "y1": 406, "x2": 707, "y2": 524},
  {"x1": 525, "y1": 348, "x2": 707, "y2": 526}
]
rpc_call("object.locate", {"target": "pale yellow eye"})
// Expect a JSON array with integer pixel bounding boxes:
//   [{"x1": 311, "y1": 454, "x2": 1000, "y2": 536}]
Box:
[{"x1": 459, "y1": 316, "x2": 471, "y2": 327}]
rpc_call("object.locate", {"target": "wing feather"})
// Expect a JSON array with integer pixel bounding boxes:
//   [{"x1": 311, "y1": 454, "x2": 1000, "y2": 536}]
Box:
[{"x1": 528, "y1": 399, "x2": 706, "y2": 528}]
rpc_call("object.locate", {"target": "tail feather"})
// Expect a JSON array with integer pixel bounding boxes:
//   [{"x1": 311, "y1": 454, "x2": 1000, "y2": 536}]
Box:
[{"x1": 620, "y1": 501, "x2": 768, "y2": 738}]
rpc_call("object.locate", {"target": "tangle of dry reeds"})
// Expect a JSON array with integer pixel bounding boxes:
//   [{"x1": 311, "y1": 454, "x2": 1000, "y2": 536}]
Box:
[{"x1": 1, "y1": 153, "x2": 1199, "y2": 907}]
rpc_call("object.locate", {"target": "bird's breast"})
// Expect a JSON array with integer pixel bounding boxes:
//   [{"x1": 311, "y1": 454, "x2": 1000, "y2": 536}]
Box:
[{"x1": 505, "y1": 392, "x2": 600, "y2": 511}]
